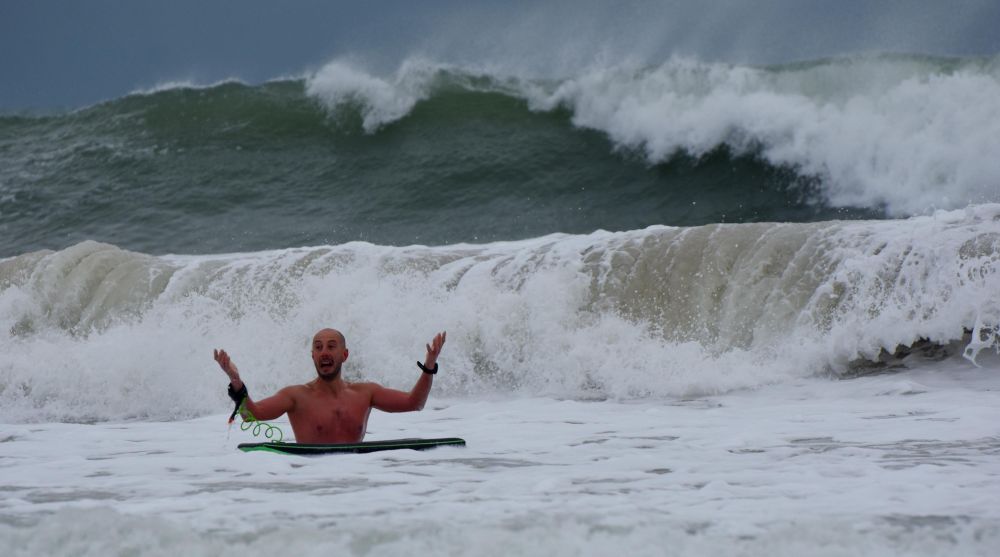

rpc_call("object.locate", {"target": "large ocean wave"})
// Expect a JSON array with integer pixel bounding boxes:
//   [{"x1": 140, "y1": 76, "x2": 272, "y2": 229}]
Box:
[
  {"x1": 306, "y1": 54, "x2": 1000, "y2": 215},
  {"x1": 2, "y1": 55, "x2": 998, "y2": 257},
  {"x1": 2, "y1": 205, "x2": 997, "y2": 422}
]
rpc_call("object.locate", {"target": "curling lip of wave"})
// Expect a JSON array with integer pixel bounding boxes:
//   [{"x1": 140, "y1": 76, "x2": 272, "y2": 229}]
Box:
[{"x1": 303, "y1": 54, "x2": 1000, "y2": 216}]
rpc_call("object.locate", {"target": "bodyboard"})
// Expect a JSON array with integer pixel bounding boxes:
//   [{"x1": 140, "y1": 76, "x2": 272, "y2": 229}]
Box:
[{"x1": 238, "y1": 437, "x2": 466, "y2": 455}]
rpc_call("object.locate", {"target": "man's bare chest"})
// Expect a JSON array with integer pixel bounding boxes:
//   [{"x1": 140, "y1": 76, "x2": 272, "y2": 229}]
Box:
[{"x1": 290, "y1": 390, "x2": 372, "y2": 442}]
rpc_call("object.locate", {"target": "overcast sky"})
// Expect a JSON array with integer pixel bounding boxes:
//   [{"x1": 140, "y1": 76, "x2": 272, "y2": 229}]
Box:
[{"x1": 2, "y1": 0, "x2": 999, "y2": 109}]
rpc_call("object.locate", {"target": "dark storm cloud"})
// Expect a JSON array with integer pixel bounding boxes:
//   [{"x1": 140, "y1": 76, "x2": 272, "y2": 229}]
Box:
[{"x1": 1, "y1": 0, "x2": 998, "y2": 109}]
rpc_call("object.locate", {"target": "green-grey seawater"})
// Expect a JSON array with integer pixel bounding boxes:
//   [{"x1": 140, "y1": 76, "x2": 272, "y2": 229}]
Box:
[{"x1": 0, "y1": 76, "x2": 884, "y2": 258}]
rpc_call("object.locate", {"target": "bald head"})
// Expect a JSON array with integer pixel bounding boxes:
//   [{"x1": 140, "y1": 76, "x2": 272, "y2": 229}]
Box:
[
  {"x1": 311, "y1": 328, "x2": 348, "y2": 381},
  {"x1": 313, "y1": 328, "x2": 346, "y2": 347}
]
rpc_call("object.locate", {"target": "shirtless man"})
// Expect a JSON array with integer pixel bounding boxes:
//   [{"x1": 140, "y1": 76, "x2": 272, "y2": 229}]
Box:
[{"x1": 213, "y1": 328, "x2": 446, "y2": 444}]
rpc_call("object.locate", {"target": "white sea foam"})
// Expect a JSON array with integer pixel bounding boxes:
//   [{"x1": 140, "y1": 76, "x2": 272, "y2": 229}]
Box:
[
  {"x1": 1, "y1": 206, "x2": 997, "y2": 423},
  {"x1": 305, "y1": 55, "x2": 1000, "y2": 215},
  {"x1": 537, "y1": 57, "x2": 1000, "y2": 215},
  {"x1": 1, "y1": 363, "x2": 998, "y2": 556},
  {"x1": 305, "y1": 59, "x2": 451, "y2": 133}
]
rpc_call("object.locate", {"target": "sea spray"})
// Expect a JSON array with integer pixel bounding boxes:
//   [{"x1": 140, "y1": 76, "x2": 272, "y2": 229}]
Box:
[{"x1": 2, "y1": 206, "x2": 997, "y2": 422}]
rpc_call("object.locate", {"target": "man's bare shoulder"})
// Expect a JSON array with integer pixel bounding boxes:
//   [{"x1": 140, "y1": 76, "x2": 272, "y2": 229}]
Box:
[
  {"x1": 347, "y1": 382, "x2": 388, "y2": 394},
  {"x1": 278, "y1": 384, "x2": 310, "y2": 397}
]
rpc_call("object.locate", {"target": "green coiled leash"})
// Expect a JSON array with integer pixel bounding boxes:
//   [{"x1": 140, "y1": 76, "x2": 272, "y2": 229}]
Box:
[{"x1": 228, "y1": 383, "x2": 285, "y2": 442}]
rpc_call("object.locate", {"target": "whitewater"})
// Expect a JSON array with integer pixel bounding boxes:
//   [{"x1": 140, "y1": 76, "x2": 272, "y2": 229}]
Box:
[{"x1": 2, "y1": 368, "x2": 998, "y2": 556}]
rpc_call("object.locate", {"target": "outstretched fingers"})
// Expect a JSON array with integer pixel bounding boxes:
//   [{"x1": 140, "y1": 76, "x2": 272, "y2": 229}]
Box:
[
  {"x1": 422, "y1": 331, "x2": 447, "y2": 370},
  {"x1": 426, "y1": 331, "x2": 446, "y2": 357},
  {"x1": 213, "y1": 348, "x2": 238, "y2": 378}
]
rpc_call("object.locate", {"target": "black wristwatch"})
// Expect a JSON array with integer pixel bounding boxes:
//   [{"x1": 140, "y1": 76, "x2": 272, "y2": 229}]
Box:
[{"x1": 417, "y1": 361, "x2": 438, "y2": 375}]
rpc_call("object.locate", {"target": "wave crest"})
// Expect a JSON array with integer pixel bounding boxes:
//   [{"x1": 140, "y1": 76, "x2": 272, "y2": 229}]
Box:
[
  {"x1": 306, "y1": 59, "x2": 453, "y2": 132},
  {"x1": 303, "y1": 55, "x2": 1000, "y2": 215}
]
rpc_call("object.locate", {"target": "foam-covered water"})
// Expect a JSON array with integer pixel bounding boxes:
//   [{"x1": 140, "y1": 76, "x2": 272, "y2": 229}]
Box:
[
  {"x1": 1, "y1": 205, "x2": 997, "y2": 423},
  {"x1": 2, "y1": 361, "x2": 998, "y2": 556}
]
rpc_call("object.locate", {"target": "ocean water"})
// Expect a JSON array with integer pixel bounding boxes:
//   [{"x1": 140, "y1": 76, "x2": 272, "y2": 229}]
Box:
[
  {"x1": 5, "y1": 54, "x2": 1000, "y2": 256},
  {"x1": 2, "y1": 53, "x2": 1000, "y2": 555}
]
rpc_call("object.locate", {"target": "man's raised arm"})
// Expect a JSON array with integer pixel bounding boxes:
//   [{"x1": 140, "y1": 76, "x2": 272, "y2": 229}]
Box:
[
  {"x1": 213, "y1": 349, "x2": 295, "y2": 421},
  {"x1": 370, "y1": 331, "x2": 446, "y2": 412}
]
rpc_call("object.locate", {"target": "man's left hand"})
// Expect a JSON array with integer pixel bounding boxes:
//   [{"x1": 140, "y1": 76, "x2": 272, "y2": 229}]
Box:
[{"x1": 423, "y1": 331, "x2": 447, "y2": 370}]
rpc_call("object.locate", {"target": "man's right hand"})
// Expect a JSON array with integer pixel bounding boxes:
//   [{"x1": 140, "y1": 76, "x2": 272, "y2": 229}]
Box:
[{"x1": 213, "y1": 349, "x2": 243, "y2": 390}]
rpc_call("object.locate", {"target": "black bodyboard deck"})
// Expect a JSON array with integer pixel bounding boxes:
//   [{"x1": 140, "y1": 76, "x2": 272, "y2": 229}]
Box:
[{"x1": 238, "y1": 437, "x2": 466, "y2": 455}]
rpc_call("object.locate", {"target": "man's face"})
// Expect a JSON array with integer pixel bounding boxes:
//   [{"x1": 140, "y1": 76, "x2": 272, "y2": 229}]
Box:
[{"x1": 312, "y1": 329, "x2": 347, "y2": 381}]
